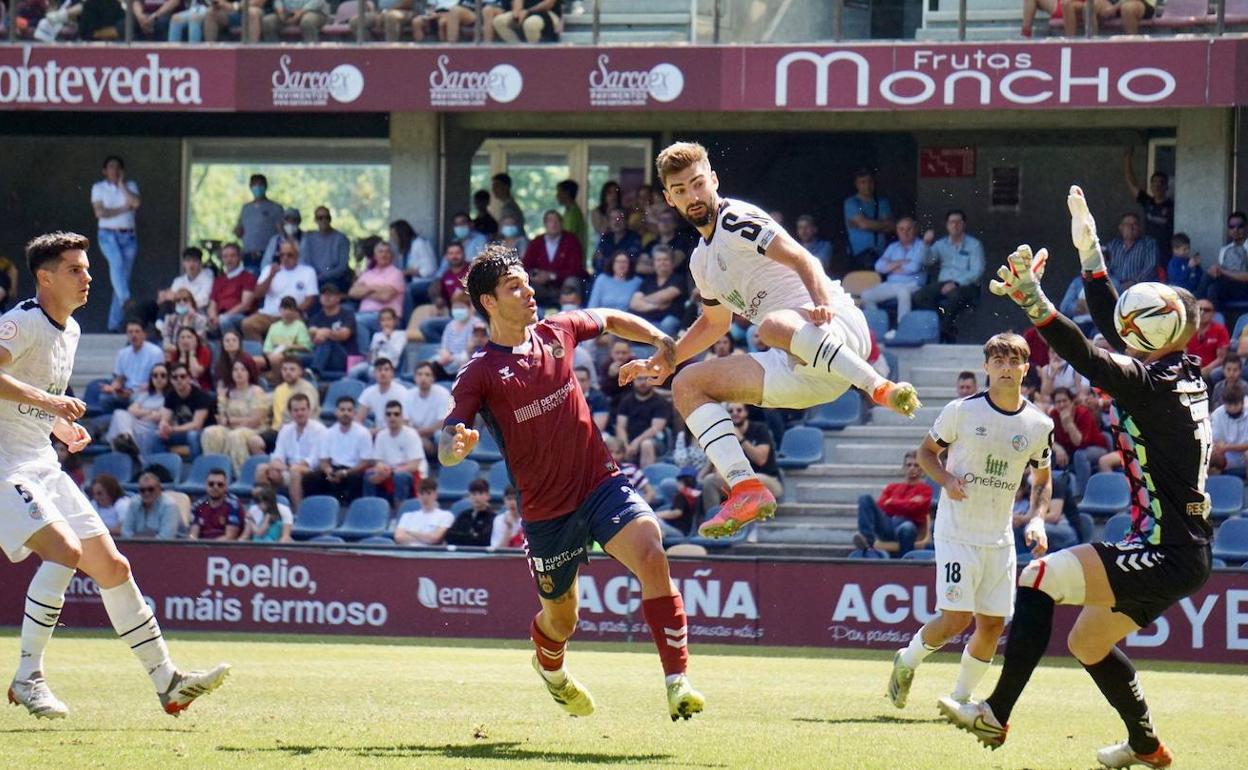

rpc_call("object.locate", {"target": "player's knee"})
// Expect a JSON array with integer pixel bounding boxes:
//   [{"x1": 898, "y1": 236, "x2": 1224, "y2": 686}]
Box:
[
  {"x1": 1066, "y1": 625, "x2": 1109, "y2": 664},
  {"x1": 547, "y1": 609, "x2": 579, "y2": 640},
  {"x1": 670, "y1": 367, "x2": 701, "y2": 413},
  {"x1": 1019, "y1": 550, "x2": 1086, "y2": 604},
  {"x1": 975, "y1": 614, "x2": 1006, "y2": 636}
]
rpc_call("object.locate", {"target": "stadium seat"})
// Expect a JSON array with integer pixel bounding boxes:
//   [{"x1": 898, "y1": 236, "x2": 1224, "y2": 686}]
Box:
[
  {"x1": 1078, "y1": 512, "x2": 1095, "y2": 543},
  {"x1": 437, "y1": 459, "x2": 480, "y2": 502},
  {"x1": 888, "y1": 310, "x2": 940, "y2": 347},
  {"x1": 335, "y1": 497, "x2": 391, "y2": 540},
  {"x1": 86, "y1": 452, "x2": 135, "y2": 488},
  {"x1": 176, "y1": 453, "x2": 234, "y2": 496},
  {"x1": 397, "y1": 498, "x2": 422, "y2": 517},
  {"x1": 1077, "y1": 472, "x2": 1131, "y2": 517},
  {"x1": 310, "y1": 534, "x2": 346, "y2": 544},
  {"x1": 848, "y1": 547, "x2": 889, "y2": 559},
  {"x1": 126, "y1": 452, "x2": 184, "y2": 492},
  {"x1": 1232, "y1": 312, "x2": 1248, "y2": 348},
  {"x1": 320, "y1": 379, "x2": 366, "y2": 421},
  {"x1": 805, "y1": 392, "x2": 862, "y2": 430},
  {"x1": 82, "y1": 377, "x2": 113, "y2": 418},
  {"x1": 359, "y1": 535, "x2": 395, "y2": 545},
  {"x1": 862, "y1": 306, "x2": 889, "y2": 340},
  {"x1": 230, "y1": 454, "x2": 270, "y2": 497},
  {"x1": 450, "y1": 498, "x2": 474, "y2": 516},
  {"x1": 643, "y1": 462, "x2": 679, "y2": 487},
  {"x1": 1212, "y1": 557, "x2": 1228, "y2": 568},
  {"x1": 407, "y1": 342, "x2": 441, "y2": 368},
  {"x1": 242, "y1": 340, "x2": 263, "y2": 359},
  {"x1": 901, "y1": 549, "x2": 935, "y2": 561},
  {"x1": 776, "y1": 426, "x2": 825, "y2": 470},
  {"x1": 1207, "y1": 475, "x2": 1245, "y2": 521},
  {"x1": 1102, "y1": 512, "x2": 1134, "y2": 543},
  {"x1": 292, "y1": 496, "x2": 341, "y2": 540},
  {"x1": 486, "y1": 462, "x2": 511, "y2": 500},
  {"x1": 1212, "y1": 516, "x2": 1248, "y2": 565},
  {"x1": 654, "y1": 477, "x2": 679, "y2": 508},
  {"x1": 470, "y1": 429, "x2": 503, "y2": 463}
]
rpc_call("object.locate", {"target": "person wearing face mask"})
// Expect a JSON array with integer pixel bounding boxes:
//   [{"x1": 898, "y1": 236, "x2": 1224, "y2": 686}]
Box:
[
  {"x1": 431, "y1": 293, "x2": 482, "y2": 380},
  {"x1": 495, "y1": 214, "x2": 529, "y2": 256},
  {"x1": 448, "y1": 211, "x2": 487, "y2": 263},
  {"x1": 156, "y1": 247, "x2": 214, "y2": 315},
  {"x1": 523, "y1": 209, "x2": 586, "y2": 310},
  {"x1": 234, "y1": 174, "x2": 284, "y2": 271},
  {"x1": 157, "y1": 290, "x2": 210, "y2": 345},
  {"x1": 260, "y1": 208, "x2": 303, "y2": 274}
]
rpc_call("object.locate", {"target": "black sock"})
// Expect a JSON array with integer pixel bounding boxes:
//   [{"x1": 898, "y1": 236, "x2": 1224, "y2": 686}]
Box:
[
  {"x1": 985, "y1": 587, "x2": 1054, "y2": 724},
  {"x1": 1082, "y1": 647, "x2": 1160, "y2": 755}
]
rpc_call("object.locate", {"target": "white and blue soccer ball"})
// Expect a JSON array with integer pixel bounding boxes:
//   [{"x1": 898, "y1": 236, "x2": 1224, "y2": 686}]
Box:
[{"x1": 1113, "y1": 282, "x2": 1188, "y2": 353}]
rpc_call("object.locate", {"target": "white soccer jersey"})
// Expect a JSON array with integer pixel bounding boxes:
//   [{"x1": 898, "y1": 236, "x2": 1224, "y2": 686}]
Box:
[
  {"x1": 930, "y1": 391, "x2": 1054, "y2": 547},
  {"x1": 689, "y1": 197, "x2": 844, "y2": 324},
  {"x1": 0, "y1": 300, "x2": 80, "y2": 471}
]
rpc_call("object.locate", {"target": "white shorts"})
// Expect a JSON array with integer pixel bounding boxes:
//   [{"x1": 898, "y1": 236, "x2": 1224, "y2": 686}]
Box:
[
  {"x1": 934, "y1": 538, "x2": 1017, "y2": 617},
  {"x1": 0, "y1": 466, "x2": 107, "y2": 564},
  {"x1": 750, "y1": 297, "x2": 873, "y2": 410}
]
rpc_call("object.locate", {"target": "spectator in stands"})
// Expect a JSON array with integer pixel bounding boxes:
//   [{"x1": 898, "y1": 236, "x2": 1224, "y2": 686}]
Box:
[
  {"x1": 304, "y1": 397, "x2": 374, "y2": 504},
  {"x1": 1094, "y1": 0, "x2": 1155, "y2": 35},
  {"x1": 913, "y1": 209, "x2": 985, "y2": 342},
  {"x1": 92, "y1": 157, "x2": 139, "y2": 327},
  {"x1": 187, "y1": 470, "x2": 244, "y2": 541},
  {"x1": 157, "y1": 288, "x2": 210, "y2": 347},
  {"x1": 244, "y1": 239, "x2": 319, "y2": 341},
  {"x1": 206, "y1": 243, "x2": 257, "y2": 338},
  {"x1": 492, "y1": 0, "x2": 559, "y2": 42},
  {"x1": 257, "y1": 392, "x2": 324, "y2": 512},
  {"x1": 1165, "y1": 233, "x2": 1203, "y2": 294},
  {"x1": 490, "y1": 486, "x2": 524, "y2": 549},
  {"x1": 655, "y1": 468, "x2": 702, "y2": 538},
  {"x1": 350, "y1": 239, "x2": 405, "y2": 349},
  {"x1": 439, "y1": 241, "x2": 472, "y2": 305},
  {"x1": 1208, "y1": 211, "x2": 1248, "y2": 305},
  {"x1": 603, "y1": 436, "x2": 655, "y2": 504},
  {"x1": 351, "y1": 0, "x2": 414, "y2": 41},
  {"x1": 861, "y1": 215, "x2": 927, "y2": 325},
  {"x1": 613, "y1": 374, "x2": 671, "y2": 469},
  {"x1": 699, "y1": 402, "x2": 782, "y2": 513},
  {"x1": 260, "y1": 208, "x2": 302, "y2": 273},
  {"x1": 593, "y1": 208, "x2": 643, "y2": 274},
  {"x1": 106, "y1": 364, "x2": 170, "y2": 458},
  {"x1": 471, "y1": 189, "x2": 499, "y2": 239},
  {"x1": 90, "y1": 474, "x2": 130, "y2": 537},
  {"x1": 852, "y1": 451, "x2": 931, "y2": 557},
  {"x1": 300, "y1": 206, "x2": 351, "y2": 291},
  {"x1": 366, "y1": 399, "x2": 428, "y2": 503},
  {"x1": 306, "y1": 283, "x2": 357, "y2": 377},
  {"x1": 159, "y1": 363, "x2": 215, "y2": 457},
  {"x1": 166, "y1": 326, "x2": 213, "y2": 392},
  {"x1": 431, "y1": 295, "x2": 482, "y2": 379},
  {"x1": 1122, "y1": 147, "x2": 1174, "y2": 255},
  {"x1": 791, "y1": 214, "x2": 833, "y2": 273},
  {"x1": 956, "y1": 370, "x2": 978, "y2": 397},
  {"x1": 1211, "y1": 354, "x2": 1247, "y2": 411},
  {"x1": 101, "y1": 320, "x2": 163, "y2": 411},
  {"x1": 489, "y1": 172, "x2": 525, "y2": 234},
  {"x1": 451, "y1": 211, "x2": 488, "y2": 262},
  {"x1": 556, "y1": 180, "x2": 587, "y2": 250},
  {"x1": 600, "y1": 338, "x2": 636, "y2": 406},
  {"x1": 395, "y1": 478, "x2": 454, "y2": 546},
  {"x1": 1210, "y1": 384, "x2": 1248, "y2": 478},
  {"x1": 167, "y1": 2, "x2": 210, "y2": 43},
  {"x1": 131, "y1": 0, "x2": 180, "y2": 43},
  {"x1": 496, "y1": 213, "x2": 529, "y2": 257},
  {"x1": 201, "y1": 357, "x2": 270, "y2": 473},
  {"x1": 358, "y1": 357, "x2": 410, "y2": 426},
  {"x1": 204, "y1": 0, "x2": 266, "y2": 41},
  {"x1": 444, "y1": 0, "x2": 503, "y2": 41},
  {"x1": 234, "y1": 174, "x2": 284, "y2": 269},
  {"x1": 629, "y1": 245, "x2": 688, "y2": 337},
  {"x1": 406, "y1": 361, "x2": 453, "y2": 459},
  {"x1": 445, "y1": 479, "x2": 496, "y2": 546},
  {"x1": 1185, "y1": 297, "x2": 1230, "y2": 379},
  {"x1": 592, "y1": 181, "x2": 622, "y2": 243},
  {"x1": 1049, "y1": 386, "x2": 1109, "y2": 495},
  {"x1": 843, "y1": 168, "x2": 894, "y2": 272},
  {"x1": 265, "y1": 356, "x2": 320, "y2": 442},
  {"x1": 217, "y1": 327, "x2": 258, "y2": 392},
  {"x1": 1013, "y1": 469, "x2": 1078, "y2": 553},
  {"x1": 1106, "y1": 213, "x2": 1158, "y2": 290},
  {"x1": 647, "y1": 207, "x2": 696, "y2": 273},
  {"x1": 269, "y1": 0, "x2": 329, "y2": 41},
  {"x1": 262, "y1": 296, "x2": 311, "y2": 379},
  {"x1": 523, "y1": 209, "x2": 585, "y2": 309},
  {"x1": 393, "y1": 219, "x2": 437, "y2": 283},
  {"x1": 243, "y1": 485, "x2": 294, "y2": 543},
  {"x1": 121, "y1": 472, "x2": 181, "y2": 539},
  {"x1": 1039, "y1": 349, "x2": 1088, "y2": 396},
  {"x1": 589, "y1": 251, "x2": 643, "y2": 313},
  {"x1": 575, "y1": 365, "x2": 610, "y2": 431},
  {"x1": 157, "y1": 246, "x2": 214, "y2": 314},
  {"x1": 351, "y1": 307, "x2": 406, "y2": 382},
  {"x1": 1022, "y1": 0, "x2": 1080, "y2": 37}
]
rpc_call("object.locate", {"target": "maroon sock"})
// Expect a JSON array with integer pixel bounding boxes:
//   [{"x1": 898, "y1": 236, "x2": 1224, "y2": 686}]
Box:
[
  {"x1": 531, "y1": 616, "x2": 567, "y2": 672},
  {"x1": 642, "y1": 594, "x2": 689, "y2": 677}
]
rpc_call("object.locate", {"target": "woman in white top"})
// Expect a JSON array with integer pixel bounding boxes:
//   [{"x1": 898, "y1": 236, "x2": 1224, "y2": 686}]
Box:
[
  {"x1": 106, "y1": 363, "x2": 171, "y2": 457},
  {"x1": 91, "y1": 155, "x2": 141, "y2": 332},
  {"x1": 202, "y1": 358, "x2": 272, "y2": 474},
  {"x1": 90, "y1": 474, "x2": 131, "y2": 537}
]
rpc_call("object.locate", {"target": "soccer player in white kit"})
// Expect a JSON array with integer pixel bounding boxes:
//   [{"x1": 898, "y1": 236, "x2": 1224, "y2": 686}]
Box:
[
  {"x1": 887, "y1": 332, "x2": 1053, "y2": 710},
  {"x1": 622, "y1": 142, "x2": 921, "y2": 537},
  {"x1": 2, "y1": 232, "x2": 229, "y2": 719}
]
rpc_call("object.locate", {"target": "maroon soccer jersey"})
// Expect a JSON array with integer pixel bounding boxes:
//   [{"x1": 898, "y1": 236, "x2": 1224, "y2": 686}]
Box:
[{"x1": 444, "y1": 311, "x2": 618, "y2": 523}]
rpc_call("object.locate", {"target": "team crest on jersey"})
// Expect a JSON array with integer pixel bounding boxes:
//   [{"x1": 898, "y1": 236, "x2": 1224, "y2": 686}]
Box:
[
  {"x1": 498, "y1": 366, "x2": 516, "y2": 381},
  {"x1": 945, "y1": 584, "x2": 963, "y2": 602},
  {"x1": 0, "y1": 320, "x2": 16, "y2": 341},
  {"x1": 1012, "y1": 434, "x2": 1029, "y2": 452},
  {"x1": 538, "y1": 573, "x2": 555, "y2": 595},
  {"x1": 975, "y1": 426, "x2": 987, "y2": 436},
  {"x1": 545, "y1": 341, "x2": 565, "y2": 359}
]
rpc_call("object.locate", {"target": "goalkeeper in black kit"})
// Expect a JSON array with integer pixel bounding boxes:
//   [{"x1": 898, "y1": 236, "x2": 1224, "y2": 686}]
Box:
[{"x1": 939, "y1": 186, "x2": 1214, "y2": 770}]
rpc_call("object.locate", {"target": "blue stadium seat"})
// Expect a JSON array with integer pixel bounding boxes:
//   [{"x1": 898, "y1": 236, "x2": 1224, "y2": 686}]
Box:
[
  {"x1": 359, "y1": 535, "x2": 395, "y2": 545},
  {"x1": 655, "y1": 477, "x2": 679, "y2": 508},
  {"x1": 901, "y1": 549, "x2": 935, "y2": 561},
  {"x1": 310, "y1": 534, "x2": 345, "y2": 544},
  {"x1": 450, "y1": 498, "x2": 474, "y2": 516},
  {"x1": 1077, "y1": 473, "x2": 1131, "y2": 517},
  {"x1": 486, "y1": 462, "x2": 511, "y2": 500},
  {"x1": 1101, "y1": 512, "x2": 1133, "y2": 543},
  {"x1": 888, "y1": 310, "x2": 940, "y2": 347},
  {"x1": 470, "y1": 430, "x2": 503, "y2": 463},
  {"x1": 335, "y1": 497, "x2": 391, "y2": 540},
  {"x1": 1207, "y1": 475, "x2": 1245, "y2": 521},
  {"x1": 126, "y1": 452, "x2": 184, "y2": 492},
  {"x1": 1232, "y1": 313, "x2": 1248, "y2": 347},
  {"x1": 848, "y1": 547, "x2": 889, "y2": 559},
  {"x1": 776, "y1": 426, "x2": 825, "y2": 470},
  {"x1": 407, "y1": 342, "x2": 441, "y2": 367},
  {"x1": 437, "y1": 459, "x2": 480, "y2": 502},
  {"x1": 397, "y1": 498, "x2": 423, "y2": 517},
  {"x1": 1078, "y1": 512, "x2": 1095, "y2": 543},
  {"x1": 805, "y1": 392, "x2": 862, "y2": 430},
  {"x1": 292, "y1": 496, "x2": 341, "y2": 540},
  {"x1": 86, "y1": 452, "x2": 135, "y2": 488},
  {"x1": 230, "y1": 454, "x2": 270, "y2": 496},
  {"x1": 862, "y1": 306, "x2": 889, "y2": 340},
  {"x1": 176, "y1": 453, "x2": 234, "y2": 496},
  {"x1": 82, "y1": 378, "x2": 113, "y2": 418},
  {"x1": 1212, "y1": 557, "x2": 1228, "y2": 568},
  {"x1": 320, "y1": 378, "x2": 366, "y2": 421},
  {"x1": 242, "y1": 340, "x2": 264, "y2": 359},
  {"x1": 1212, "y1": 516, "x2": 1248, "y2": 565},
  {"x1": 643, "y1": 462, "x2": 679, "y2": 487}
]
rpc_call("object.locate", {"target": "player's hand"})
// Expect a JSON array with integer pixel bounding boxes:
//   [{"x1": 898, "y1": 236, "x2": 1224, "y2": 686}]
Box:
[
  {"x1": 619, "y1": 357, "x2": 671, "y2": 386},
  {"x1": 1067, "y1": 185, "x2": 1107, "y2": 274},
  {"x1": 807, "y1": 305, "x2": 836, "y2": 325},
  {"x1": 42, "y1": 393, "x2": 87, "y2": 422},
  {"x1": 1025, "y1": 519, "x2": 1049, "y2": 558},
  {"x1": 990, "y1": 245, "x2": 1056, "y2": 325},
  {"x1": 447, "y1": 422, "x2": 479, "y2": 460},
  {"x1": 53, "y1": 418, "x2": 92, "y2": 453},
  {"x1": 942, "y1": 473, "x2": 968, "y2": 501}
]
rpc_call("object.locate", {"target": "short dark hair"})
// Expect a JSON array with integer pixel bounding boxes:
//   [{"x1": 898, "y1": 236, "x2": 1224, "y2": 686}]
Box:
[
  {"x1": 473, "y1": 189, "x2": 491, "y2": 204},
  {"x1": 415, "y1": 361, "x2": 435, "y2": 375},
  {"x1": 221, "y1": 242, "x2": 242, "y2": 256},
  {"x1": 1150, "y1": 171, "x2": 1169, "y2": 184},
  {"x1": 249, "y1": 173, "x2": 268, "y2": 186},
  {"x1": 492, "y1": 172, "x2": 512, "y2": 188},
  {"x1": 504, "y1": 485, "x2": 517, "y2": 498},
  {"x1": 465, "y1": 242, "x2": 524, "y2": 322},
  {"x1": 1223, "y1": 354, "x2": 1242, "y2": 369},
  {"x1": 384, "y1": 399, "x2": 403, "y2": 413},
  {"x1": 182, "y1": 247, "x2": 203, "y2": 262},
  {"x1": 1052, "y1": 386, "x2": 1074, "y2": 401},
  {"x1": 957, "y1": 370, "x2": 977, "y2": 382},
  {"x1": 379, "y1": 307, "x2": 398, "y2": 320},
  {"x1": 374, "y1": 357, "x2": 394, "y2": 371},
  {"x1": 451, "y1": 210, "x2": 471, "y2": 222},
  {"x1": 288, "y1": 392, "x2": 311, "y2": 408},
  {"x1": 946, "y1": 209, "x2": 967, "y2": 223},
  {"x1": 468, "y1": 478, "x2": 490, "y2": 494},
  {"x1": 557, "y1": 179, "x2": 578, "y2": 198},
  {"x1": 125, "y1": 319, "x2": 145, "y2": 332},
  {"x1": 1172, "y1": 232, "x2": 1191, "y2": 247},
  {"x1": 168, "y1": 363, "x2": 190, "y2": 377},
  {"x1": 1230, "y1": 211, "x2": 1248, "y2": 226},
  {"x1": 1225, "y1": 383, "x2": 1245, "y2": 405},
  {"x1": 206, "y1": 468, "x2": 228, "y2": 480},
  {"x1": 102, "y1": 154, "x2": 124, "y2": 170},
  {"x1": 25, "y1": 231, "x2": 89, "y2": 278},
  {"x1": 336, "y1": 395, "x2": 355, "y2": 408},
  {"x1": 419, "y1": 478, "x2": 439, "y2": 494}
]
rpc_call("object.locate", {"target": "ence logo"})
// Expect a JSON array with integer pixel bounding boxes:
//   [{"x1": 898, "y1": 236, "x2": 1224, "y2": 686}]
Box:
[{"x1": 417, "y1": 577, "x2": 490, "y2": 614}]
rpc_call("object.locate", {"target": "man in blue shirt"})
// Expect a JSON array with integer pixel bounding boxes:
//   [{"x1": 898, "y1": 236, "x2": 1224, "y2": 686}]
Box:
[
  {"x1": 300, "y1": 206, "x2": 352, "y2": 292},
  {"x1": 1105, "y1": 213, "x2": 1158, "y2": 290},
  {"x1": 843, "y1": 169, "x2": 894, "y2": 271},
  {"x1": 593, "y1": 207, "x2": 643, "y2": 274},
  {"x1": 913, "y1": 210, "x2": 985, "y2": 342},
  {"x1": 796, "y1": 215, "x2": 833, "y2": 274},
  {"x1": 100, "y1": 320, "x2": 165, "y2": 410},
  {"x1": 861, "y1": 216, "x2": 927, "y2": 326}
]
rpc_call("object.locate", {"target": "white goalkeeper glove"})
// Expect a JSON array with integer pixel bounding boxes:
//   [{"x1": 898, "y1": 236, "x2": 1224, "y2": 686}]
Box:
[
  {"x1": 990, "y1": 244, "x2": 1056, "y2": 325},
  {"x1": 1068, "y1": 185, "x2": 1107, "y2": 276}
]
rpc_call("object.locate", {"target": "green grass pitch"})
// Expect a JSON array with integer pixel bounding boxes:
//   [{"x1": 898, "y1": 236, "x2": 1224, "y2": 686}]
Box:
[{"x1": 1, "y1": 632, "x2": 1243, "y2": 768}]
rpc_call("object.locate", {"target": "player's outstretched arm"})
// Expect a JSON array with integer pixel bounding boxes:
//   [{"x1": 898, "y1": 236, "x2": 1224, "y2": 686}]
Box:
[
  {"x1": 618, "y1": 301, "x2": 730, "y2": 385},
  {"x1": 0, "y1": 349, "x2": 86, "y2": 421},
  {"x1": 437, "y1": 423, "x2": 478, "y2": 467},
  {"x1": 1068, "y1": 187, "x2": 1128, "y2": 351}
]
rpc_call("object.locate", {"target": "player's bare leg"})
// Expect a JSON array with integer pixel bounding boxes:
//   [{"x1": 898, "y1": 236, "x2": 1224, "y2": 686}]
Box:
[
  {"x1": 10, "y1": 521, "x2": 80, "y2": 719},
  {"x1": 890, "y1": 609, "x2": 971, "y2": 708},
  {"x1": 604, "y1": 516, "x2": 704, "y2": 721},
  {"x1": 672, "y1": 357, "x2": 777, "y2": 537},
  {"x1": 531, "y1": 585, "x2": 595, "y2": 717},
  {"x1": 757, "y1": 308, "x2": 921, "y2": 418},
  {"x1": 77, "y1": 533, "x2": 230, "y2": 715}
]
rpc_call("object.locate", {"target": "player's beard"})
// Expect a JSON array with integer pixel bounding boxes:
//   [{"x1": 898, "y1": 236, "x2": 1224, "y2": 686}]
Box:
[{"x1": 681, "y1": 198, "x2": 715, "y2": 228}]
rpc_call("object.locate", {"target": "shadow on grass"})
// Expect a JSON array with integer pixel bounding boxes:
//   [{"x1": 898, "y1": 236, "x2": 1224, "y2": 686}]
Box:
[
  {"x1": 794, "y1": 715, "x2": 943, "y2": 726},
  {"x1": 216, "y1": 741, "x2": 726, "y2": 765},
  {"x1": 0, "y1": 727, "x2": 198, "y2": 734}
]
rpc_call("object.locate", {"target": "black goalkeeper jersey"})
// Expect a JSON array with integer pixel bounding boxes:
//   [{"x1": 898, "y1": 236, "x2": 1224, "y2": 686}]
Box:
[{"x1": 1036, "y1": 274, "x2": 1213, "y2": 548}]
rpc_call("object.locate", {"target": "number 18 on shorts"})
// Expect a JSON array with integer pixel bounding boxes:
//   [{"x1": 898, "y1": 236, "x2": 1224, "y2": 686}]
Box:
[{"x1": 935, "y1": 539, "x2": 1017, "y2": 617}]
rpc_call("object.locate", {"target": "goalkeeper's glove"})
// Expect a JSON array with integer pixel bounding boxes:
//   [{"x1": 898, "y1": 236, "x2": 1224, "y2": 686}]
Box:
[
  {"x1": 1068, "y1": 185, "x2": 1107, "y2": 277},
  {"x1": 990, "y1": 244, "x2": 1057, "y2": 326}
]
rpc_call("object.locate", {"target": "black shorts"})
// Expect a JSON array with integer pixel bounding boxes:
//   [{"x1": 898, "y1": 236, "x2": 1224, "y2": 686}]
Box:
[
  {"x1": 523, "y1": 476, "x2": 654, "y2": 600},
  {"x1": 1093, "y1": 540, "x2": 1212, "y2": 627}
]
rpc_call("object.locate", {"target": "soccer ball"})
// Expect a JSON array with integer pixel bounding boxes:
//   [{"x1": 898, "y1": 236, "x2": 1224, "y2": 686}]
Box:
[{"x1": 1113, "y1": 282, "x2": 1188, "y2": 353}]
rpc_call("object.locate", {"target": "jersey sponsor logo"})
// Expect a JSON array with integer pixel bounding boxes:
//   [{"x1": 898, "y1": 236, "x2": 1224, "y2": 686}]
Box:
[
  {"x1": 723, "y1": 289, "x2": 769, "y2": 320},
  {"x1": 0, "y1": 320, "x2": 16, "y2": 341},
  {"x1": 533, "y1": 545, "x2": 585, "y2": 574},
  {"x1": 1011, "y1": 434, "x2": 1029, "y2": 452},
  {"x1": 975, "y1": 426, "x2": 987, "y2": 436},
  {"x1": 512, "y1": 379, "x2": 576, "y2": 424},
  {"x1": 984, "y1": 454, "x2": 1009, "y2": 478},
  {"x1": 16, "y1": 402, "x2": 56, "y2": 423},
  {"x1": 498, "y1": 366, "x2": 515, "y2": 381}
]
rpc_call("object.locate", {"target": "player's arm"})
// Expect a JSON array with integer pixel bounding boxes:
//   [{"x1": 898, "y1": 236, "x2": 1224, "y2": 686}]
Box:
[
  {"x1": 1024, "y1": 465, "x2": 1052, "y2": 557},
  {"x1": 764, "y1": 230, "x2": 833, "y2": 308},
  {"x1": 673, "y1": 300, "x2": 732, "y2": 366},
  {"x1": 917, "y1": 434, "x2": 966, "y2": 501},
  {"x1": 594, "y1": 308, "x2": 674, "y2": 362},
  {"x1": 0, "y1": 348, "x2": 87, "y2": 421}
]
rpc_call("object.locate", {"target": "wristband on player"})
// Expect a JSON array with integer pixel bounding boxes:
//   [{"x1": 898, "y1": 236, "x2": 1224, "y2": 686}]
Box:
[{"x1": 1080, "y1": 242, "x2": 1107, "y2": 280}]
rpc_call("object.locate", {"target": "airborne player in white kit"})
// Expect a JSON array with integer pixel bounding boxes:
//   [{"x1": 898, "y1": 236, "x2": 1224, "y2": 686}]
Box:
[
  {"x1": 887, "y1": 332, "x2": 1053, "y2": 711},
  {"x1": 622, "y1": 142, "x2": 921, "y2": 537},
  {"x1": 2, "y1": 232, "x2": 229, "y2": 719}
]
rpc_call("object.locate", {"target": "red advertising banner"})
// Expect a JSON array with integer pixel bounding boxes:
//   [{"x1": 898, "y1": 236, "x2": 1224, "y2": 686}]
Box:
[
  {"x1": 920, "y1": 147, "x2": 976, "y2": 178},
  {"x1": 0, "y1": 39, "x2": 1240, "y2": 113},
  {"x1": 2, "y1": 544, "x2": 1245, "y2": 665}
]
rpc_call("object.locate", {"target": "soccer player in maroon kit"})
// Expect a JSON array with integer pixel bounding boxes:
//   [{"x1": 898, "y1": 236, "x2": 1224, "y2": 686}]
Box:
[{"x1": 440, "y1": 244, "x2": 705, "y2": 721}]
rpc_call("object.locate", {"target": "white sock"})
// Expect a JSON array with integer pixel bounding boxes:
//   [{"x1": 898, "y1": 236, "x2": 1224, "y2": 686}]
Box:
[
  {"x1": 952, "y1": 647, "x2": 992, "y2": 702},
  {"x1": 99, "y1": 578, "x2": 176, "y2": 692},
  {"x1": 788, "y1": 323, "x2": 887, "y2": 395},
  {"x1": 17, "y1": 562, "x2": 76, "y2": 680},
  {"x1": 686, "y1": 402, "x2": 755, "y2": 488},
  {"x1": 539, "y1": 666, "x2": 568, "y2": 686},
  {"x1": 900, "y1": 627, "x2": 943, "y2": 669}
]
